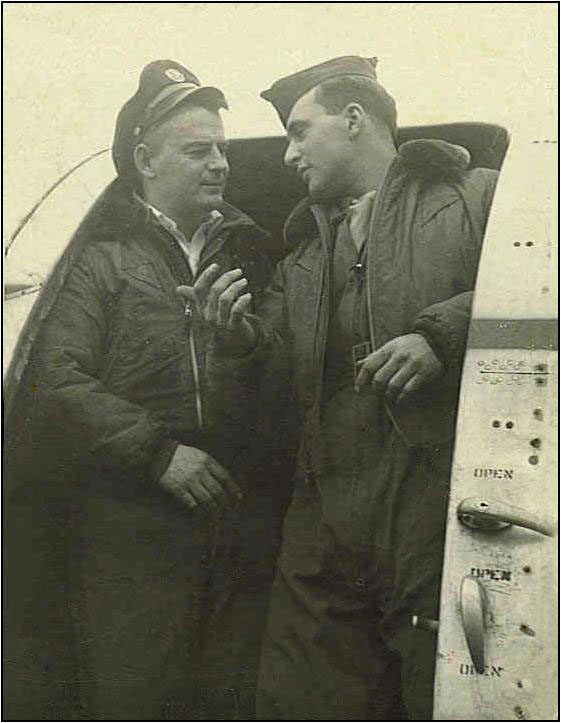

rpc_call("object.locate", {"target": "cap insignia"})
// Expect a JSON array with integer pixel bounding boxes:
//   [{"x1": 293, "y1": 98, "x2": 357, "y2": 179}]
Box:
[{"x1": 165, "y1": 68, "x2": 186, "y2": 83}]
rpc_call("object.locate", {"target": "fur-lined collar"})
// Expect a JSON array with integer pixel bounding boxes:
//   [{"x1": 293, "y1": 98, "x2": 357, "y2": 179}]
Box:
[
  {"x1": 77, "y1": 177, "x2": 271, "y2": 248},
  {"x1": 284, "y1": 138, "x2": 471, "y2": 249}
]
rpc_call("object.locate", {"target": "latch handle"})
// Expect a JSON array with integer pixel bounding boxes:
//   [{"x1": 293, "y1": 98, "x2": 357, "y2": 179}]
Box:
[
  {"x1": 460, "y1": 576, "x2": 486, "y2": 674},
  {"x1": 457, "y1": 497, "x2": 555, "y2": 537},
  {"x1": 411, "y1": 615, "x2": 439, "y2": 632}
]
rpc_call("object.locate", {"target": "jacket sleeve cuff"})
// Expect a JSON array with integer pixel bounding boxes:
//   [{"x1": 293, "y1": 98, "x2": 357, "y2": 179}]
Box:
[
  {"x1": 411, "y1": 323, "x2": 449, "y2": 372},
  {"x1": 147, "y1": 439, "x2": 179, "y2": 482}
]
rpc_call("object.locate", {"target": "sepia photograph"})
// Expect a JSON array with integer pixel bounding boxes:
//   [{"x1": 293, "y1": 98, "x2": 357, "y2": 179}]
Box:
[{"x1": 3, "y1": 3, "x2": 558, "y2": 720}]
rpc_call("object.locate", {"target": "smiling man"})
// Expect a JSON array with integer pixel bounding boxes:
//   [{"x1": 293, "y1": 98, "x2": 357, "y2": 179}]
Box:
[
  {"x1": 4, "y1": 60, "x2": 280, "y2": 720},
  {"x1": 247, "y1": 56, "x2": 499, "y2": 720}
]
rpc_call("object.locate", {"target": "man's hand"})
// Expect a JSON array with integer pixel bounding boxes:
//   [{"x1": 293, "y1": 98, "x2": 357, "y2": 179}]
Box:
[
  {"x1": 355, "y1": 333, "x2": 443, "y2": 405},
  {"x1": 177, "y1": 264, "x2": 255, "y2": 353},
  {"x1": 177, "y1": 263, "x2": 252, "y2": 329},
  {"x1": 158, "y1": 445, "x2": 243, "y2": 515}
]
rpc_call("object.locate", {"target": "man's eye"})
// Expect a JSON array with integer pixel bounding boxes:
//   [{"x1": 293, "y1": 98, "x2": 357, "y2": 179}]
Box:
[
  {"x1": 185, "y1": 143, "x2": 227, "y2": 158},
  {"x1": 186, "y1": 148, "x2": 209, "y2": 157}
]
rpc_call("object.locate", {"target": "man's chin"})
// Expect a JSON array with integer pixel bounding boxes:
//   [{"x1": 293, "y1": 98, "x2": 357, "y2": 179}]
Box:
[
  {"x1": 308, "y1": 182, "x2": 337, "y2": 203},
  {"x1": 199, "y1": 187, "x2": 224, "y2": 207},
  {"x1": 307, "y1": 180, "x2": 323, "y2": 200}
]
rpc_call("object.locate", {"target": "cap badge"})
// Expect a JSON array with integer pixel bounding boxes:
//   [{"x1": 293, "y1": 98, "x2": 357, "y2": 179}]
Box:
[{"x1": 165, "y1": 68, "x2": 186, "y2": 83}]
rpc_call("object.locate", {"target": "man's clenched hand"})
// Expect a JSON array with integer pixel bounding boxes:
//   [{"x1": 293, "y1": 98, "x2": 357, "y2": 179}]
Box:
[
  {"x1": 158, "y1": 445, "x2": 242, "y2": 515},
  {"x1": 355, "y1": 333, "x2": 443, "y2": 405}
]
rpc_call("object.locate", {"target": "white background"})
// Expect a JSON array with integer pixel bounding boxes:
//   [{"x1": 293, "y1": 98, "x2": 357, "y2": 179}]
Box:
[{"x1": 3, "y1": 2, "x2": 558, "y2": 245}]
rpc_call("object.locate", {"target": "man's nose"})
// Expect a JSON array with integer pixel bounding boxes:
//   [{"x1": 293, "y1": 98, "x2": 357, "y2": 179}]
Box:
[
  {"x1": 284, "y1": 139, "x2": 300, "y2": 168},
  {"x1": 208, "y1": 145, "x2": 229, "y2": 173}
]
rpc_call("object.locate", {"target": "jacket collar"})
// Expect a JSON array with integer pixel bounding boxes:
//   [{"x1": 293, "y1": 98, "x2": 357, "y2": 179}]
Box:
[
  {"x1": 283, "y1": 138, "x2": 471, "y2": 249},
  {"x1": 88, "y1": 178, "x2": 271, "y2": 248}
]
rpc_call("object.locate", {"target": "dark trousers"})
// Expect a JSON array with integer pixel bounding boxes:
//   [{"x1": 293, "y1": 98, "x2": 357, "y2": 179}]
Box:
[{"x1": 256, "y1": 387, "x2": 452, "y2": 721}]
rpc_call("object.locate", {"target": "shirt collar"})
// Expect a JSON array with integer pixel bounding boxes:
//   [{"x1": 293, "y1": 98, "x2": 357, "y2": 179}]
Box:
[
  {"x1": 328, "y1": 188, "x2": 377, "y2": 226},
  {"x1": 133, "y1": 192, "x2": 224, "y2": 245}
]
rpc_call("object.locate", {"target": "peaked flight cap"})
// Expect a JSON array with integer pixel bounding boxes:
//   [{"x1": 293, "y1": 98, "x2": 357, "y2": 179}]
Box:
[
  {"x1": 112, "y1": 59, "x2": 228, "y2": 185},
  {"x1": 260, "y1": 55, "x2": 396, "y2": 131}
]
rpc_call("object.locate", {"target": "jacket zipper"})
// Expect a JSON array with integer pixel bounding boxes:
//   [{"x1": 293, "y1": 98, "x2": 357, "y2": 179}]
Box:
[
  {"x1": 184, "y1": 303, "x2": 204, "y2": 430},
  {"x1": 182, "y1": 221, "x2": 247, "y2": 432},
  {"x1": 183, "y1": 220, "x2": 255, "y2": 432},
  {"x1": 189, "y1": 326, "x2": 204, "y2": 429}
]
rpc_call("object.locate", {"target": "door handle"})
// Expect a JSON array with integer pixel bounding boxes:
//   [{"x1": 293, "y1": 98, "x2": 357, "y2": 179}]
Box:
[
  {"x1": 457, "y1": 497, "x2": 555, "y2": 537},
  {"x1": 411, "y1": 615, "x2": 439, "y2": 632},
  {"x1": 460, "y1": 576, "x2": 487, "y2": 673}
]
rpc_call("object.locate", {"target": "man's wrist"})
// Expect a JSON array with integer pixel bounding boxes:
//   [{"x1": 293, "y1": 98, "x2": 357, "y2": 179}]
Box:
[
  {"x1": 240, "y1": 317, "x2": 257, "y2": 351},
  {"x1": 215, "y1": 317, "x2": 257, "y2": 357},
  {"x1": 411, "y1": 328, "x2": 448, "y2": 373},
  {"x1": 147, "y1": 439, "x2": 179, "y2": 482}
]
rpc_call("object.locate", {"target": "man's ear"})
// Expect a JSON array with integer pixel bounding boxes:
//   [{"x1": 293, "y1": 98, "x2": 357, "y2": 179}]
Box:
[
  {"x1": 344, "y1": 103, "x2": 366, "y2": 139},
  {"x1": 133, "y1": 143, "x2": 157, "y2": 179}
]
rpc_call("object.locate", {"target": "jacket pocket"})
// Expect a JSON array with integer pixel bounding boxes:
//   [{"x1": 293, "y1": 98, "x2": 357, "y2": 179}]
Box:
[{"x1": 122, "y1": 261, "x2": 165, "y2": 299}]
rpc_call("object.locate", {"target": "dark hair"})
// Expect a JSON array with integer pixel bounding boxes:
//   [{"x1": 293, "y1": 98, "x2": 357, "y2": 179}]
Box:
[{"x1": 314, "y1": 75, "x2": 397, "y2": 137}]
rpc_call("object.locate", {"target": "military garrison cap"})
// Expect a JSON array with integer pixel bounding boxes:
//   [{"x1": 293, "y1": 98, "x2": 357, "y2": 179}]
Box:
[
  {"x1": 260, "y1": 55, "x2": 396, "y2": 132},
  {"x1": 112, "y1": 59, "x2": 228, "y2": 185}
]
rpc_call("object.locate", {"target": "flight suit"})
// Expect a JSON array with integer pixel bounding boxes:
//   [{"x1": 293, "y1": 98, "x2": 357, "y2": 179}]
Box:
[{"x1": 257, "y1": 210, "x2": 452, "y2": 720}]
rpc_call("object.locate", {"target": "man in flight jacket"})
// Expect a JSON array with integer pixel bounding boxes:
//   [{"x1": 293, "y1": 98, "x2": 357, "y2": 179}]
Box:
[
  {"x1": 4, "y1": 60, "x2": 285, "y2": 720},
  {"x1": 209, "y1": 56, "x2": 499, "y2": 720}
]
